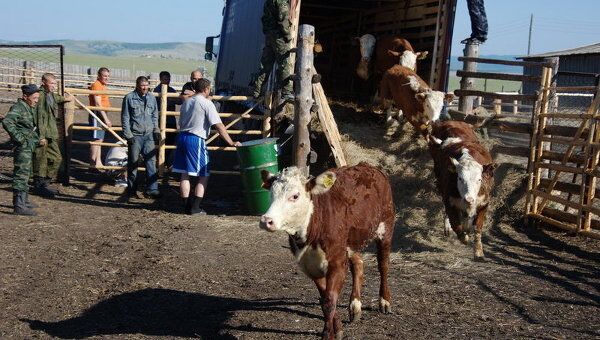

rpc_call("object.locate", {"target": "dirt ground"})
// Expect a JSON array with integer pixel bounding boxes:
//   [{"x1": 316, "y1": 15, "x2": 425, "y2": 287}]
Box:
[{"x1": 0, "y1": 98, "x2": 599, "y2": 339}]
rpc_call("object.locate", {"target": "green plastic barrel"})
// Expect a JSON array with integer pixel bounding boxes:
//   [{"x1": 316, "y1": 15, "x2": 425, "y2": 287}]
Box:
[{"x1": 237, "y1": 138, "x2": 279, "y2": 215}]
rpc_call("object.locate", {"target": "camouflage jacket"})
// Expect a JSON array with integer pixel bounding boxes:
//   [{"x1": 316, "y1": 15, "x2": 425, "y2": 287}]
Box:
[
  {"x1": 262, "y1": 0, "x2": 292, "y2": 39},
  {"x1": 2, "y1": 99, "x2": 39, "y2": 145},
  {"x1": 35, "y1": 87, "x2": 65, "y2": 140}
]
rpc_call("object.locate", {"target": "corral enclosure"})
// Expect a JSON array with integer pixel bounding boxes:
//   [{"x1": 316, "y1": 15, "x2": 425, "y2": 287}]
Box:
[{"x1": 215, "y1": 0, "x2": 456, "y2": 98}]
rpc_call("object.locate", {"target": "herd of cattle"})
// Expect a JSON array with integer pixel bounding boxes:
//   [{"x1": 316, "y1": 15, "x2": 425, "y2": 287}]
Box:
[{"x1": 257, "y1": 35, "x2": 496, "y2": 339}]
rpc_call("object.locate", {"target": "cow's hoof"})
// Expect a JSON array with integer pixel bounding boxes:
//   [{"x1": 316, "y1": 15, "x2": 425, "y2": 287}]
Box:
[
  {"x1": 349, "y1": 298, "x2": 362, "y2": 322},
  {"x1": 458, "y1": 233, "x2": 469, "y2": 245},
  {"x1": 443, "y1": 218, "x2": 452, "y2": 236},
  {"x1": 474, "y1": 250, "x2": 485, "y2": 262},
  {"x1": 379, "y1": 298, "x2": 391, "y2": 314}
]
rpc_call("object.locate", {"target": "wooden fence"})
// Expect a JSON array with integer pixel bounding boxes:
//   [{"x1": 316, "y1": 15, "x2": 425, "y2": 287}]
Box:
[
  {"x1": 0, "y1": 58, "x2": 195, "y2": 92},
  {"x1": 451, "y1": 46, "x2": 600, "y2": 239},
  {"x1": 526, "y1": 83, "x2": 600, "y2": 239},
  {"x1": 62, "y1": 86, "x2": 269, "y2": 180}
]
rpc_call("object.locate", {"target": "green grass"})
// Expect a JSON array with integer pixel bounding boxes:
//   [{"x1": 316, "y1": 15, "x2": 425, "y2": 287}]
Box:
[
  {"x1": 448, "y1": 72, "x2": 522, "y2": 93},
  {"x1": 64, "y1": 54, "x2": 216, "y2": 76}
]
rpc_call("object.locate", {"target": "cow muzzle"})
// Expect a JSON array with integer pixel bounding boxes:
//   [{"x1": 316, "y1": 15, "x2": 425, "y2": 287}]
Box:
[{"x1": 259, "y1": 215, "x2": 277, "y2": 232}]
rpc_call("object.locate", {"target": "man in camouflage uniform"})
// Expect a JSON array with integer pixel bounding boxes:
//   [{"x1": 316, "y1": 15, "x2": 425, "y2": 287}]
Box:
[
  {"x1": 251, "y1": 0, "x2": 297, "y2": 102},
  {"x1": 1, "y1": 84, "x2": 41, "y2": 215},
  {"x1": 33, "y1": 73, "x2": 69, "y2": 198}
]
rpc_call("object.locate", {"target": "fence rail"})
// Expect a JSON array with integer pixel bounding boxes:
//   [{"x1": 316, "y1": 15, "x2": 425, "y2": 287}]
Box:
[{"x1": 62, "y1": 86, "x2": 268, "y2": 179}]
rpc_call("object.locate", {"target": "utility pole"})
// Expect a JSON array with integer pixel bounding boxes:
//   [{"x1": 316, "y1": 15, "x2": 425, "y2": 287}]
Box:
[{"x1": 527, "y1": 14, "x2": 533, "y2": 55}]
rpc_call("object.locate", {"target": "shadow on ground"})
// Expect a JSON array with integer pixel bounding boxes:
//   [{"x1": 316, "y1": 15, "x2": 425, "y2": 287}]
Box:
[{"x1": 22, "y1": 288, "x2": 320, "y2": 339}]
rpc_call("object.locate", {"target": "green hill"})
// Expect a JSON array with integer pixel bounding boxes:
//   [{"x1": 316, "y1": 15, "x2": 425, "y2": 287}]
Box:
[{"x1": 1, "y1": 39, "x2": 206, "y2": 60}]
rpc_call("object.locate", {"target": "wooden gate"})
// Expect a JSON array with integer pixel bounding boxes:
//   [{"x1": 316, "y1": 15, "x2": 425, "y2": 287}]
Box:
[
  {"x1": 62, "y1": 86, "x2": 269, "y2": 178},
  {"x1": 526, "y1": 77, "x2": 600, "y2": 239}
]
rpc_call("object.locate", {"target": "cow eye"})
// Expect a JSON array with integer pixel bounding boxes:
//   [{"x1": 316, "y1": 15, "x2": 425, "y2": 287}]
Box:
[{"x1": 290, "y1": 193, "x2": 300, "y2": 201}]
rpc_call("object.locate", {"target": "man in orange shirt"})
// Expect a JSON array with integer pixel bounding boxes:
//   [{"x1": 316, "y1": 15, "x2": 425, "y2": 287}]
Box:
[{"x1": 88, "y1": 67, "x2": 112, "y2": 168}]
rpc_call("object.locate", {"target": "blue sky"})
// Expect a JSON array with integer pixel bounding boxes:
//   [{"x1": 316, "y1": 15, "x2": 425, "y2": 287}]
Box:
[{"x1": 2, "y1": 0, "x2": 599, "y2": 56}]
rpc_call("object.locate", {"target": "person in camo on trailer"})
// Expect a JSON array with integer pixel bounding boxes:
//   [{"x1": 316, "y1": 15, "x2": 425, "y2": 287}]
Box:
[
  {"x1": 251, "y1": 0, "x2": 298, "y2": 104},
  {"x1": 2, "y1": 85, "x2": 41, "y2": 215},
  {"x1": 32, "y1": 73, "x2": 70, "y2": 198}
]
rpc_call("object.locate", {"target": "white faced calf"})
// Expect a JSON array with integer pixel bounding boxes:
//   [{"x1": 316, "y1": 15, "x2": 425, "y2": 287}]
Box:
[
  {"x1": 260, "y1": 164, "x2": 396, "y2": 340},
  {"x1": 429, "y1": 138, "x2": 495, "y2": 260}
]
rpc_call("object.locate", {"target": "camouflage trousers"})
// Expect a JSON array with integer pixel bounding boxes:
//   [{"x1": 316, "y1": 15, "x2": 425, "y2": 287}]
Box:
[
  {"x1": 252, "y1": 35, "x2": 293, "y2": 98},
  {"x1": 33, "y1": 139, "x2": 62, "y2": 179},
  {"x1": 12, "y1": 140, "x2": 36, "y2": 191}
]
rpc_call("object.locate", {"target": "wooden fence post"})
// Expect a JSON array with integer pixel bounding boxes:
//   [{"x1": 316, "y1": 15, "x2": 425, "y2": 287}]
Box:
[
  {"x1": 458, "y1": 43, "x2": 479, "y2": 115},
  {"x1": 493, "y1": 98, "x2": 502, "y2": 114},
  {"x1": 262, "y1": 93, "x2": 272, "y2": 138},
  {"x1": 158, "y1": 84, "x2": 168, "y2": 176},
  {"x1": 293, "y1": 24, "x2": 315, "y2": 177},
  {"x1": 63, "y1": 97, "x2": 75, "y2": 185}
]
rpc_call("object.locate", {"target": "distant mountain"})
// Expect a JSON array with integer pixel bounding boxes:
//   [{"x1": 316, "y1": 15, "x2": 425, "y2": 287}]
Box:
[
  {"x1": 450, "y1": 55, "x2": 522, "y2": 73},
  {"x1": 0, "y1": 39, "x2": 206, "y2": 60}
]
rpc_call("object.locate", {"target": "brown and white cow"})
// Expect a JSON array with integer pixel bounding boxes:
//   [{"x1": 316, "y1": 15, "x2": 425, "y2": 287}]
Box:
[
  {"x1": 259, "y1": 163, "x2": 396, "y2": 340},
  {"x1": 428, "y1": 121, "x2": 496, "y2": 260},
  {"x1": 356, "y1": 34, "x2": 428, "y2": 81},
  {"x1": 379, "y1": 65, "x2": 455, "y2": 137}
]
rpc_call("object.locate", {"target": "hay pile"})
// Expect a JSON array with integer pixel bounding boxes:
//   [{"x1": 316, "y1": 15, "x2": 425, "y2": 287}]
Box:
[{"x1": 331, "y1": 102, "x2": 529, "y2": 262}]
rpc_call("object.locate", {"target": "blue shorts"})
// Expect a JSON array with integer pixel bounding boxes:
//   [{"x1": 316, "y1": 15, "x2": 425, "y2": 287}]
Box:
[
  {"x1": 172, "y1": 132, "x2": 209, "y2": 177},
  {"x1": 89, "y1": 111, "x2": 105, "y2": 140}
]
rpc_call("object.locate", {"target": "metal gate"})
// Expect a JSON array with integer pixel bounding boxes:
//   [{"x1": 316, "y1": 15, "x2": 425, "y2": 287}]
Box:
[{"x1": 0, "y1": 45, "x2": 65, "y2": 94}]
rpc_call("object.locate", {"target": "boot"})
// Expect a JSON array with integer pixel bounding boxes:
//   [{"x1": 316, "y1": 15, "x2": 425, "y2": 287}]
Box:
[
  {"x1": 184, "y1": 196, "x2": 192, "y2": 215},
  {"x1": 33, "y1": 176, "x2": 56, "y2": 198},
  {"x1": 25, "y1": 192, "x2": 38, "y2": 209},
  {"x1": 13, "y1": 191, "x2": 36, "y2": 216},
  {"x1": 42, "y1": 177, "x2": 59, "y2": 197},
  {"x1": 189, "y1": 196, "x2": 207, "y2": 216}
]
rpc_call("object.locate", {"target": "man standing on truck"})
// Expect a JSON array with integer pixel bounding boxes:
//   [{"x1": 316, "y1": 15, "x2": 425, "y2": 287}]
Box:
[{"x1": 250, "y1": 0, "x2": 298, "y2": 105}]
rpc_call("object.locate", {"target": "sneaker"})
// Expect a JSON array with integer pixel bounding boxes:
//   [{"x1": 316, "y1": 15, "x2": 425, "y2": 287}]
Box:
[
  {"x1": 460, "y1": 37, "x2": 486, "y2": 45},
  {"x1": 145, "y1": 190, "x2": 163, "y2": 199},
  {"x1": 189, "y1": 207, "x2": 207, "y2": 216},
  {"x1": 115, "y1": 179, "x2": 128, "y2": 187}
]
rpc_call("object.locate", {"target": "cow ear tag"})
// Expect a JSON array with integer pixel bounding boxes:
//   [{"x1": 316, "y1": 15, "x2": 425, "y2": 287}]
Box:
[{"x1": 323, "y1": 174, "x2": 336, "y2": 188}]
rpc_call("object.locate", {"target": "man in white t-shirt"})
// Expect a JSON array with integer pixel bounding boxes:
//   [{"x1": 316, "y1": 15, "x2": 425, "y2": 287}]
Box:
[{"x1": 172, "y1": 78, "x2": 241, "y2": 215}]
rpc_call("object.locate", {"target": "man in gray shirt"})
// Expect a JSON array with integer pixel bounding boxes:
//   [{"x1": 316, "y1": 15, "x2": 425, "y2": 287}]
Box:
[
  {"x1": 173, "y1": 78, "x2": 240, "y2": 215},
  {"x1": 121, "y1": 76, "x2": 161, "y2": 199}
]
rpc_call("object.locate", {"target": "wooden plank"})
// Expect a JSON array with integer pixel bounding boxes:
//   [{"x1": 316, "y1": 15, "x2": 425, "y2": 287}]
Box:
[
  {"x1": 539, "y1": 113, "x2": 598, "y2": 119},
  {"x1": 73, "y1": 125, "x2": 123, "y2": 131},
  {"x1": 69, "y1": 95, "x2": 128, "y2": 145},
  {"x1": 529, "y1": 67, "x2": 553, "y2": 214},
  {"x1": 539, "y1": 178, "x2": 600, "y2": 198},
  {"x1": 294, "y1": 25, "x2": 315, "y2": 176},
  {"x1": 458, "y1": 43, "x2": 479, "y2": 115},
  {"x1": 554, "y1": 86, "x2": 597, "y2": 92},
  {"x1": 313, "y1": 77, "x2": 347, "y2": 167},
  {"x1": 453, "y1": 90, "x2": 538, "y2": 101},
  {"x1": 541, "y1": 150, "x2": 587, "y2": 164},
  {"x1": 531, "y1": 189, "x2": 581, "y2": 212},
  {"x1": 533, "y1": 211, "x2": 600, "y2": 239},
  {"x1": 539, "y1": 136, "x2": 588, "y2": 146},
  {"x1": 544, "y1": 125, "x2": 589, "y2": 139},
  {"x1": 492, "y1": 145, "x2": 530, "y2": 157},
  {"x1": 494, "y1": 121, "x2": 531, "y2": 134},
  {"x1": 536, "y1": 162, "x2": 586, "y2": 174},
  {"x1": 458, "y1": 56, "x2": 554, "y2": 68},
  {"x1": 457, "y1": 70, "x2": 541, "y2": 83},
  {"x1": 76, "y1": 105, "x2": 121, "y2": 112}
]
